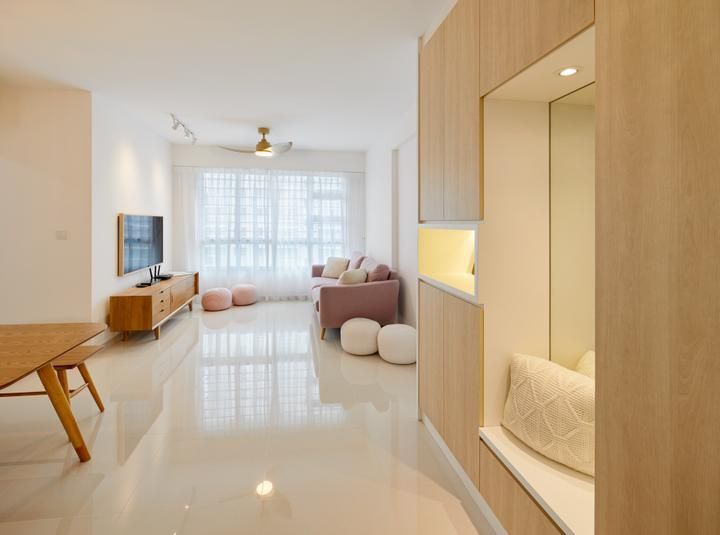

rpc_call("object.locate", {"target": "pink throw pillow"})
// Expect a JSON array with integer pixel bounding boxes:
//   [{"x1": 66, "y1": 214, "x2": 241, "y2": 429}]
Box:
[
  {"x1": 349, "y1": 251, "x2": 366, "y2": 270},
  {"x1": 367, "y1": 263, "x2": 390, "y2": 282}
]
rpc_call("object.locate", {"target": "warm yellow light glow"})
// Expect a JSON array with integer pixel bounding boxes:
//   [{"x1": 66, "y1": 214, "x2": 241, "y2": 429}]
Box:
[
  {"x1": 418, "y1": 227, "x2": 476, "y2": 298},
  {"x1": 256, "y1": 480, "x2": 274, "y2": 497},
  {"x1": 558, "y1": 66, "x2": 579, "y2": 77},
  {"x1": 255, "y1": 149, "x2": 273, "y2": 158}
]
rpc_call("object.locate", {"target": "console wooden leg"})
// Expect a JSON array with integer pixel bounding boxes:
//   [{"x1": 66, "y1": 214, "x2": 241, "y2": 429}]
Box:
[
  {"x1": 37, "y1": 364, "x2": 91, "y2": 462},
  {"x1": 154, "y1": 326, "x2": 160, "y2": 340},
  {"x1": 57, "y1": 369, "x2": 70, "y2": 400},
  {"x1": 122, "y1": 331, "x2": 129, "y2": 342},
  {"x1": 78, "y1": 363, "x2": 105, "y2": 412},
  {"x1": 188, "y1": 302, "x2": 193, "y2": 311},
  {"x1": 320, "y1": 327, "x2": 326, "y2": 340}
]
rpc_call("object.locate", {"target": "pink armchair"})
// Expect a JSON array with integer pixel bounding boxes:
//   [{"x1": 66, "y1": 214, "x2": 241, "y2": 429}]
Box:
[{"x1": 310, "y1": 262, "x2": 400, "y2": 340}]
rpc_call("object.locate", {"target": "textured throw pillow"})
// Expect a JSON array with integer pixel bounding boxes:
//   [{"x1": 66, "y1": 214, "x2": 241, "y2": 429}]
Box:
[
  {"x1": 322, "y1": 257, "x2": 349, "y2": 279},
  {"x1": 337, "y1": 269, "x2": 367, "y2": 285},
  {"x1": 574, "y1": 350, "x2": 596, "y2": 379},
  {"x1": 349, "y1": 251, "x2": 366, "y2": 270},
  {"x1": 503, "y1": 354, "x2": 595, "y2": 476},
  {"x1": 367, "y1": 263, "x2": 390, "y2": 282}
]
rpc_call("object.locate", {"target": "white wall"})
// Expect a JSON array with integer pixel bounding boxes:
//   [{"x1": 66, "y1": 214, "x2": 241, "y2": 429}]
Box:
[
  {"x1": 396, "y1": 136, "x2": 419, "y2": 326},
  {"x1": 91, "y1": 94, "x2": 172, "y2": 324},
  {"x1": 480, "y1": 99, "x2": 550, "y2": 426},
  {"x1": 550, "y1": 101, "x2": 595, "y2": 368},
  {"x1": 172, "y1": 144, "x2": 365, "y2": 173},
  {"x1": 0, "y1": 84, "x2": 93, "y2": 323}
]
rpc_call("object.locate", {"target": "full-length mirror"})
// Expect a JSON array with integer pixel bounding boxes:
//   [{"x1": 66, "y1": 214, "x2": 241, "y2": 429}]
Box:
[{"x1": 550, "y1": 83, "x2": 596, "y2": 370}]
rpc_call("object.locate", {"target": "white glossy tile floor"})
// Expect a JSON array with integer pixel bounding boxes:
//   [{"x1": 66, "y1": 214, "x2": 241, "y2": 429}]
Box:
[{"x1": 0, "y1": 302, "x2": 492, "y2": 534}]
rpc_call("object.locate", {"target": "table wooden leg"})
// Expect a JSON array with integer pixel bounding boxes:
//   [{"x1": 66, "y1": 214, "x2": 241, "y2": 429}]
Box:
[
  {"x1": 36, "y1": 364, "x2": 91, "y2": 462},
  {"x1": 57, "y1": 369, "x2": 70, "y2": 400},
  {"x1": 188, "y1": 302, "x2": 193, "y2": 311},
  {"x1": 77, "y1": 363, "x2": 105, "y2": 412},
  {"x1": 154, "y1": 326, "x2": 160, "y2": 340}
]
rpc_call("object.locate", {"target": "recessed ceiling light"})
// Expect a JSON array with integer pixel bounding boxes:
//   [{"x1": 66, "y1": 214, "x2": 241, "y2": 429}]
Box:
[
  {"x1": 256, "y1": 480, "x2": 274, "y2": 497},
  {"x1": 558, "y1": 67, "x2": 580, "y2": 77}
]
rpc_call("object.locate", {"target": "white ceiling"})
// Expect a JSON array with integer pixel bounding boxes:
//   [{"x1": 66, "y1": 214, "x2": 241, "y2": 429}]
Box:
[{"x1": 0, "y1": 0, "x2": 455, "y2": 150}]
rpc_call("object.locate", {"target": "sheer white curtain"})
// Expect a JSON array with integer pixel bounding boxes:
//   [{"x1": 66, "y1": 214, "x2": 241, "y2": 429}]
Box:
[{"x1": 174, "y1": 167, "x2": 364, "y2": 299}]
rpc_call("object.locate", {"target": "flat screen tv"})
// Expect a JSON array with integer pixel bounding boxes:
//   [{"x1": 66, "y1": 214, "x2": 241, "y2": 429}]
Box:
[{"x1": 118, "y1": 214, "x2": 163, "y2": 276}]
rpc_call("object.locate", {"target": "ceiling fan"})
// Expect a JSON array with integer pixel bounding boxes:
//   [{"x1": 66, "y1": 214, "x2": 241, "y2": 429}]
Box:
[{"x1": 220, "y1": 127, "x2": 293, "y2": 158}]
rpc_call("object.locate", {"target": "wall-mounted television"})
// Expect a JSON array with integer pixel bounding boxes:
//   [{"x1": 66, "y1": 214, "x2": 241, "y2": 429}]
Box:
[{"x1": 118, "y1": 214, "x2": 163, "y2": 276}]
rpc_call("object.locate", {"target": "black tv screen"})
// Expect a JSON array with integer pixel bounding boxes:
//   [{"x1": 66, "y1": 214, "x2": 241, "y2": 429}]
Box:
[{"x1": 120, "y1": 214, "x2": 163, "y2": 275}]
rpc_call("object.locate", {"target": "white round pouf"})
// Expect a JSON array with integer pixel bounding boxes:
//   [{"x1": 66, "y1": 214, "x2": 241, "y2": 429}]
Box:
[
  {"x1": 378, "y1": 324, "x2": 417, "y2": 364},
  {"x1": 341, "y1": 318, "x2": 381, "y2": 356}
]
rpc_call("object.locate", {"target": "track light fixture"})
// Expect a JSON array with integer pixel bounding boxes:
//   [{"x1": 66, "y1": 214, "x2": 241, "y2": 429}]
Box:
[{"x1": 169, "y1": 113, "x2": 197, "y2": 144}]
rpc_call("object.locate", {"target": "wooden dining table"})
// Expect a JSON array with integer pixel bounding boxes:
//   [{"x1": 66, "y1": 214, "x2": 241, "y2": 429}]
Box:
[{"x1": 0, "y1": 323, "x2": 106, "y2": 462}]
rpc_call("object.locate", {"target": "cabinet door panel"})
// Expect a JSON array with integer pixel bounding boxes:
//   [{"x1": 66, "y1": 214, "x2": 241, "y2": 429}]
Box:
[
  {"x1": 444, "y1": 0, "x2": 483, "y2": 221},
  {"x1": 479, "y1": 0, "x2": 594, "y2": 96},
  {"x1": 443, "y1": 292, "x2": 483, "y2": 486},
  {"x1": 419, "y1": 25, "x2": 445, "y2": 221},
  {"x1": 418, "y1": 281, "x2": 444, "y2": 433}
]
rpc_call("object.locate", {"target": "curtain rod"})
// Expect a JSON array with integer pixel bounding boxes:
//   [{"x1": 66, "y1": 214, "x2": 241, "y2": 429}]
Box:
[{"x1": 172, "y1": 164, "x2": 364, "y2": 175}]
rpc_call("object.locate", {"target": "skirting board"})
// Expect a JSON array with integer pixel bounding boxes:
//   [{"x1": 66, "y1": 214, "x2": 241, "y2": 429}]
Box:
[{"x1": 422, "y1": 414, "x2": 507, "y2": 535}]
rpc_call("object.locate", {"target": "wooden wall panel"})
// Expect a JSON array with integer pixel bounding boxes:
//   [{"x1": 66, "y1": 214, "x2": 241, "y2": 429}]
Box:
[
  {"x1": 419, "y1": 25, "x2": 445, "y2": 221},
  {"x1": 418, "y1": 281, "x2": 444, "y2": 433},
  {"x1": 479, "y1": 0, "x2": 594, "y2": 96},
  {"x1": 443, "y1": 293, "x2": 483, "y2": 486},
  {"x1": 596, "y1": 0, "x2": 720, "y2": 533},
  {"x1": 479, "y1": 441, "x2": 562, "y2": 535},
  {"x1": 444, "y1": 0, "x2": 482, "y2": 221}
]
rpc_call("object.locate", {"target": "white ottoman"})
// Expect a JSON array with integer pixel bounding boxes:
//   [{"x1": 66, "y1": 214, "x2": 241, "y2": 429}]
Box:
[
  {"x1": 341, "y1": 318, "x2": 381, "y2": 356},
  {"x1": 378, "y1": 324, "x2": 417, "y2": 364}
]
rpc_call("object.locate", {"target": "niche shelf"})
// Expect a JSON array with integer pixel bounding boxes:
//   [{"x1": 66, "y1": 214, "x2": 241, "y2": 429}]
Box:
[{"x1": 418, "y1": 224, "x2": 479, "y2": 303}]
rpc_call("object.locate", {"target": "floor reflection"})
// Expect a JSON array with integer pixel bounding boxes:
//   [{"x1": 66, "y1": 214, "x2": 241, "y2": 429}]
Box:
[{"x1": 197, "y1": 327, "x2": 345, "y2": 433}]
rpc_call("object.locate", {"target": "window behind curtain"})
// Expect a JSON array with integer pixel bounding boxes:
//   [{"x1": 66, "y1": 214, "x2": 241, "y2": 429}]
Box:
[{"x1": 193, "y1": 168, "x2": 354, "y2": 298}]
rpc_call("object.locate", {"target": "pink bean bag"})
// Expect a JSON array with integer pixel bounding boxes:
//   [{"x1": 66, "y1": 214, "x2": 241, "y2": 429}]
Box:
[
  {"x1": 232, "y1": 284, "x2": 257, "y2": 306},
  {"x1": 201, "y1": 288, "x2": 232, "y2": 311}
]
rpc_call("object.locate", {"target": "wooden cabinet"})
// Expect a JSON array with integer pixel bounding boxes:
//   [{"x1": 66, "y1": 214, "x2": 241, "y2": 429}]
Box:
[
  {"x1": 418, "y1": 280, "x2": 483, "y2": 486},
  {"x1": 479, "y1": 440, "x2": 562, "y2": 534},
  {"x1": 418, "y1": 280, "x2": 445, "y2": 433},
  {"x1": 443, "y1": 290, "x2": 483, "y2": 486},
  {"x1": 109, "y1": 273, "x2": 199, "y2": 340},
  {"x1": 444, "y1": 0, "x2": 482, "y2": 221},
  {"x1": 419, "y1": 23, "x2": 445, "y2": 222},
  {"x1": 419, "y1": 0, "x2": 482, "y2": 222},
  {"x1": 479, "y1": 0, "x2": 594, "y2": 95}
]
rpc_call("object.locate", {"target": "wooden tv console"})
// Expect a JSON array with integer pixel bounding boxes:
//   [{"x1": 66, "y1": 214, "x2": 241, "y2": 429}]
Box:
[{"x1": 109, "y1": 273, "x2": 199, "y2": 341}]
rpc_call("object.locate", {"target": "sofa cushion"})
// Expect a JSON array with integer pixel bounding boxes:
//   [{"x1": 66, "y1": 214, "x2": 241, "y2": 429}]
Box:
[
  {"x1": 338, "y1": 269, "x2": 367, "y2": 285},
  {"x1": 349, "y1": 252, "x2": 366, "y2": 270},
  {"x1": 311, "y1": 286, "x2": 321, "y2": 310},
  {"x1": 359, "y1": 257, "x2": 391, "y2": 282},
  {"x1": 322, "y1": 257, "x2": 349, "y2": 278},
  {"x1": 310, "y1": 277, "x2": 338, "y2": 289}
]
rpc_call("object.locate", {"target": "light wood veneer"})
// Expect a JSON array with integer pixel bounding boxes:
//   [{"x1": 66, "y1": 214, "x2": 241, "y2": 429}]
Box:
[
  {"x1": 419, "y1": 23, "x2": 445, "y2": 221},
  {"x1": 479, "y1": 440, "x2": 562, "y2": 534},
  {"x1": 479, "y1": 0, "x2": 595, "y2": 96},
  {"x1": 109, "y1": 273, "x2": 198, "y2": 340},
  {"x1": 596, "y1": 0, "x2": 720, "y2": 532},
  {"x1": 418, "y1": 281, "x2": 444, "y2": 434}
]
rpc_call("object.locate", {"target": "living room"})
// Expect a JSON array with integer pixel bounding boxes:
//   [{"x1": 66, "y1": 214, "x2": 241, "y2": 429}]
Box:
[{"x1": 2, "y1": 1, "x2": 719, "y2": 534}]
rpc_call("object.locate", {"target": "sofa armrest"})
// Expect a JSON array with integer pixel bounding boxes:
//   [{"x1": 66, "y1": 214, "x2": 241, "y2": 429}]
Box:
[
  {"x1": 312, "y1": 264, "x2": 325, "y2": 277},
  {"x1": 318, "y1": 279, "x2": 400, "y2": 328}
]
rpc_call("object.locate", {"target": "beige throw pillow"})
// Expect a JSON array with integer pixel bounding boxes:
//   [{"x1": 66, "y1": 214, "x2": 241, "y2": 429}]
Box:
[
  {"x1": 321, "y1": 257, "x2": 349, "y2": 278},
  {"x1": 337, "y1": 269, "x2": 367, "y2": 285},
  {"x1": 503, "y1": 354, "x2": 595, "y2": 476},
  {"x1": 574, "y1": 350, "x2": 596, "y2": 379}
]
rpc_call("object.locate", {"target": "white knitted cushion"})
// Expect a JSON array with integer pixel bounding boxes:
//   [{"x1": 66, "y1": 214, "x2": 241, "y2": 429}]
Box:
[
  {"x1": 322, "y1": 257, "x2": 350, "y2": 278},
  {"x1": 574, "y1": 350, "x2": 596, "y2": 379},
  {"x1": 340, "y1": 318, "x2": 380, "y2": 356},
  {"x1": 377, "y1": 324, "x2": 416, "y2": 364},
  {"x1": 503, "y1": 354, "x2": 595, "y2": 476}
]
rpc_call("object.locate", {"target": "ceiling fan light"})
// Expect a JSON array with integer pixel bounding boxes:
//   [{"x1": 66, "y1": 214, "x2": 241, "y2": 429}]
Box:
[{"x1": 255, "y1": 149, "x2": 273, "y2": 158}]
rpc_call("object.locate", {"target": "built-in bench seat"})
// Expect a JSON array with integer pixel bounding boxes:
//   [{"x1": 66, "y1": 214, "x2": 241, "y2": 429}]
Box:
[{"x1": 479, "y1": 426, "x2": 594, "y2": 535}]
